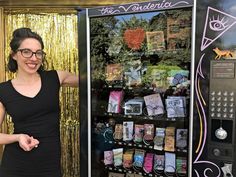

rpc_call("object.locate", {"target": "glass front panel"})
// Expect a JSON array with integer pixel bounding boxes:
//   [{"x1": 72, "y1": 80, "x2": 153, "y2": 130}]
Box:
[{"x1": 89, "y1": 7, "x2": 192, "y2": 177}]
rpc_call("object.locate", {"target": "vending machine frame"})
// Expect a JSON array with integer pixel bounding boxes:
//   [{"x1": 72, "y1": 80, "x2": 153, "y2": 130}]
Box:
[
  {"x1": 78, "y1": 0, "x2": 197, "y2": 176},
  {"x1": 192, "y1": 0, "x2": 236, "y2": 176}
]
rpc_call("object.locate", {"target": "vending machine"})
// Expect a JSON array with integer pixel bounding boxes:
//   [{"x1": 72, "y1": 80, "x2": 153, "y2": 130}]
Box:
[
  {"x1": 78, "y1": 0, "x2": 236, "y2": 176},
  {"x1": 79, "y1": 1, "x2": 195, "y2": 176}
]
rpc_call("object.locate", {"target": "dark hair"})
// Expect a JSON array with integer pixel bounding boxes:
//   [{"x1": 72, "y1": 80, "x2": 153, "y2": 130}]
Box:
[{"x1": 7, "y1": 27, "x2": 47, "y2": 73}]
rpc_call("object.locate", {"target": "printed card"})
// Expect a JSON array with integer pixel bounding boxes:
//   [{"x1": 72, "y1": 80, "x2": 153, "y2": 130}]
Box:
[
  {"x1": 176, "y1": 129, "x2": 188, "y2": 150},
  {"x1": 154, "y1": 127, "x2": 165, "y2": 151},
  {"x1": 165, "y1": 96, "x2": 186, "y2": 118},
  {"x1": 105, "y1": 63, "x2": 123, "y2": 82},
  {"x1": 107, "y1": 90, "x2": 124, "y2": 113},
  {"x1": 124, "y1": 60, "x2": 143, "y2": 87},
  {"x1": 146, "y1": 31, "x2": 165, "y2": 52},
  {"x1": 165, "y1": 152, "x2": 176, "y2": 173},
  {"x1": 104, "y1": 150, "x2": 113, "y2": 165},
  {"x1": 144, "y1": 93, "x2": 164, "y2": 116},
  {"x1": 134, "y1": 124, "x2": 144, "y2": 143},
  {"x1": 176, "y1": 157, "x2": 187, "y2": 174},
  {"x1": 123, "y1": 121, "x2": 134, "y2": 141},
  {"x1": 154, "y1": 154, "x2": 165, "y2": 171},
  {"x1": 113, "y1": 148, "x2": 123, "y2": 167},
  {"x1": 164, "y1": 127, "x2": 175, "y2": 152},
  {"x1": 145, "y1": 66, "x2": 168, "y2": 90},
  {"x1": 167, "y1": 70, "x2": 189, "y2": 86}
]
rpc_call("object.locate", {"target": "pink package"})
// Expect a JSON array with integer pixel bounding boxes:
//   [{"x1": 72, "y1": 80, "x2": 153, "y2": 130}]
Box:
[{"x1": 107, "y1": 90, "x2": 124, "y2": 113}]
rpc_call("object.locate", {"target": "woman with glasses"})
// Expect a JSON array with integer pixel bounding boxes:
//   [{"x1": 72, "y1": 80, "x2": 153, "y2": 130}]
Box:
[{"x1": 0, "y1": 27, "x2": 78, "y2": 177}]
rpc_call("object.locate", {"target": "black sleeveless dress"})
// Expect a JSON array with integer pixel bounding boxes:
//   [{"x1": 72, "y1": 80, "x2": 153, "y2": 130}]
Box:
[{"x1": 0, "y1": 70, "x2": 62, "y2": 177}]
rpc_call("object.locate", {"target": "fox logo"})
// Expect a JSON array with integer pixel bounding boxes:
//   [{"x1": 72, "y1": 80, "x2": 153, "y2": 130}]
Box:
[{"x1": 213, "y1": 47, "x2": 233, "y2": 60}]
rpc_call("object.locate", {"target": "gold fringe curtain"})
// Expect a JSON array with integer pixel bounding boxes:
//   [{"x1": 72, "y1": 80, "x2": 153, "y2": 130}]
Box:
[{"x1": 4, "y1": 9, "x2": 79, "y2": 177}]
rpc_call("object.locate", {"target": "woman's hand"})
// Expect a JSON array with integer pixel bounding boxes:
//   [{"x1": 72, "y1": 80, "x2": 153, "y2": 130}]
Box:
[{"x1": 18, "y1": 134, "x2": 40, "y2": 151}]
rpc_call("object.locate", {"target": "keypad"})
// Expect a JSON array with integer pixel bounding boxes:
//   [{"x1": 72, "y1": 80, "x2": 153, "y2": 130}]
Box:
[{"x1": 210, "y1": 91, "x2": 235, "y2": 119}]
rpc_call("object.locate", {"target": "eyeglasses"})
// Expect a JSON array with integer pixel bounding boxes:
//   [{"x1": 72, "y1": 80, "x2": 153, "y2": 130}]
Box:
[{"x1": 16, "y1": 48, "x2": 46, "y2": 60}]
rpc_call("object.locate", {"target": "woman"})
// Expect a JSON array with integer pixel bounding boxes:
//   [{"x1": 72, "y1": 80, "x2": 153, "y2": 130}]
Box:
[{"x1": 0, "y1": 28, "x2": 78, "y2": 177}]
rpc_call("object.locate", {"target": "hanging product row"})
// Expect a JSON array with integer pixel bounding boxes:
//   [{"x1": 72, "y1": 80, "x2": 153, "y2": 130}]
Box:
[
  {"x1": 104, "y1": 148, "x2": 187, "y2": 176},
  {"x1": 102, "y1": 123, "x2": 188, "y2": 152},
  {"x1": 105, "y1": 62, "x2": 190, "y2": 90},
  {"x1": 107, "y1": 92, "x2": 188, "y2": 119}
]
